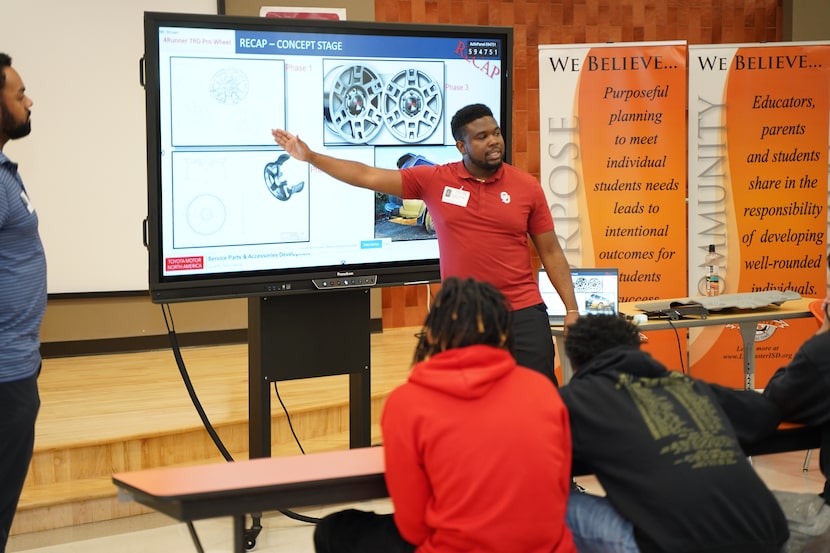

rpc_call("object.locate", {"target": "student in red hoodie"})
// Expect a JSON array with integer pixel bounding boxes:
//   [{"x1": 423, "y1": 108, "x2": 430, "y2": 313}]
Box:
[{"x1": 313, "y1": 277, "x2": 576, "y2": 553}]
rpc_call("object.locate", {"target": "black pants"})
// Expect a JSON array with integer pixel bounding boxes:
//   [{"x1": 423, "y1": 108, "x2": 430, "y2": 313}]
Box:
[
  {"x1": 0, "y1": 372, "x2": 40, "y2": 552},
  {"x1": 313, "y1": 509, "x2": 415, "y2": 553},
  {"x1": 512, "y1": 303, "x2": 558, "y2": 386}
]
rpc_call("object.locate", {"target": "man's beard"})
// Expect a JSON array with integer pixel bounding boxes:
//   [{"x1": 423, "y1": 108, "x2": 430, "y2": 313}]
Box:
[
  {"x1": 469, "y1": 153, "x2": 503, "y2": 172},
  {"x1": 1, "y1": 104, "x2": 31, "y2": 140}
]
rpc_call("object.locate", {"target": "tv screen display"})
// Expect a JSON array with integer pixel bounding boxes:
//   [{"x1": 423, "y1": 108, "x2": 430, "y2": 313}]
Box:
[{"x1": 143, "y1": 12, "x2": 513, "y2": 303}]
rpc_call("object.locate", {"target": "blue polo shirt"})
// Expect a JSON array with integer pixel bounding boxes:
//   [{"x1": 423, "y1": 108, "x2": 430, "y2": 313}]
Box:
[{"x1": 0, "y1": 151, "x2": 46, "y2": 383}]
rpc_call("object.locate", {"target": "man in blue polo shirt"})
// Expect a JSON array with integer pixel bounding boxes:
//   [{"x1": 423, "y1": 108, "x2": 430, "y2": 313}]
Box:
[{"x1": 0, "y1": 52, "x2": 43, "y2": 552}]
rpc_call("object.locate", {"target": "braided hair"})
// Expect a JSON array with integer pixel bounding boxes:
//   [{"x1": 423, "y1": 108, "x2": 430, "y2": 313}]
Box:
[{"x1": 412, "y1": 277, "x2": 514, "y2": 364}]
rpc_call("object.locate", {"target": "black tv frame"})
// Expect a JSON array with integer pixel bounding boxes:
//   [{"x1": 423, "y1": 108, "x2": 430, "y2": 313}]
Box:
[{"x1": 142, "y1": 11, "x2": 513, "y2": 303}]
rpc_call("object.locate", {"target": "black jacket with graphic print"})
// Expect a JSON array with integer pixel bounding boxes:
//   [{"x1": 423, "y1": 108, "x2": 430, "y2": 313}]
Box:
[{"x1": 561, "y1": 346, "x2": 788, "y2": 553}]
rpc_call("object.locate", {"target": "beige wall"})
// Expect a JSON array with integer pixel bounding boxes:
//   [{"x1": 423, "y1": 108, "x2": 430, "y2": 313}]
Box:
[
  {"x1": 784, "y1": 0, "x2": 830, "y2": 40},
  {"x1": 42, "y1": 296, "x2": 247, "y2": 342},
  {"x1": 221, "y1": 0, "x2": 373, "y2": 20},
  {"x1": 42, "y1": 292, "x2": 381, "y2": 343},
  {"x1": 42, "y1": 0, "x2": 378, "y2": 345}
]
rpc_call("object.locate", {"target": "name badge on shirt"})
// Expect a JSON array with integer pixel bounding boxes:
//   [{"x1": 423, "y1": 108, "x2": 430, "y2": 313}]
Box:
[
  {"x1": 441, "y1": 186, "x2": 470, "y2": 207},
  {"x1": 20, "y1": 191, "x2": 35, "y2": 214}
]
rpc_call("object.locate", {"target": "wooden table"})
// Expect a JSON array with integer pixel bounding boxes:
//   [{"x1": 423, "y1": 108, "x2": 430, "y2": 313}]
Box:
[
  {"x1": 112, "y1": 447, "x2": 386, "y2": 553},
  {"x1": 552, "y1": 297, "x2": 816, "y2": 388}
]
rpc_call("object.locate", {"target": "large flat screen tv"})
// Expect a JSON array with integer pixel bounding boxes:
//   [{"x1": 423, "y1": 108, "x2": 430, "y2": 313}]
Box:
[{"x1": 143, "y1": 12, "x2": 513, "y2": 303}]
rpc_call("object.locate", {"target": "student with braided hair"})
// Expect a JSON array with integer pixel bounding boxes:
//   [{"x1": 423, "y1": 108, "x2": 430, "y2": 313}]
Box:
[{"x1": 313, "y1": 277, "x2": 576, "y2": 553}]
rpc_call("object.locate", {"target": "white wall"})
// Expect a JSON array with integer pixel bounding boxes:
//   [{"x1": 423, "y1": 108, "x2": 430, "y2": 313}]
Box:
[{"x1": 2, "y1": 0, "x2": 215, "y2": 294}]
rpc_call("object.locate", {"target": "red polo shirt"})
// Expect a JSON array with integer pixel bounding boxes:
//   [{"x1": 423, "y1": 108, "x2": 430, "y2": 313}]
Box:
[{"x1": 401, "y1": 161, "x2": 553, "y2": 310}]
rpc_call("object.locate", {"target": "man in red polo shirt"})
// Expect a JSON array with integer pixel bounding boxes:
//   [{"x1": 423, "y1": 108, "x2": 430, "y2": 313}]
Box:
[{"x1": 273, "y1": 103, "x2": 578, "y2": 384}]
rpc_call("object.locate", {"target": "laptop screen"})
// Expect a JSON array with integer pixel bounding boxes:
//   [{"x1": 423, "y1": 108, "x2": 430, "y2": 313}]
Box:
[{"x1": 539, "y1": 267, "x2": 619, "y2": 324}]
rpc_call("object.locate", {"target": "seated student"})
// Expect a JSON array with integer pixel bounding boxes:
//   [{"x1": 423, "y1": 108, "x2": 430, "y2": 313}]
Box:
[
  {"x1": 313, "y1": 277, "x2": 576, "y2": 553},
  {"x1": 764, "y1": 296, "x2": 830, "y2": 495},
  {"x1": 763, "y1": 296, "x2": 830, "y2": 552},
  {"x1": 560, "y1": 314, "x2": 788, "y2": 553}
]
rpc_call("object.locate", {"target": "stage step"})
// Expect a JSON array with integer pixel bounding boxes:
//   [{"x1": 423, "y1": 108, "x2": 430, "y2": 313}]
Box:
[{"x1": 12, "y1": 329, "x2": 414, "y2": 536}]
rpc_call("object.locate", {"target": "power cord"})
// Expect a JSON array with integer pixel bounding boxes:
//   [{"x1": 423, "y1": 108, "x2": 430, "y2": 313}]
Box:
[
  {"x1": 664, "y1": 318, "x2": 687, "y2": 375},
  {"x1": 160, "y1": 304, "x2": 320, "y2": 552},
  {"x1": 274, "y1": 382, "x2": 305, "y2": 454},
  {"x1": 162, "y1": 305, "x2": 232, "y2": 462}
]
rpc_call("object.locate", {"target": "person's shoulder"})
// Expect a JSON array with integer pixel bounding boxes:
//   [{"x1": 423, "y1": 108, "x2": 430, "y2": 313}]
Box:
[
  {"x1": 436, "y1": 160, "x2": 463, "y2": 173},
  {"x1": 403, "y1": 159, "x2": 459, "y2": 179},
  {"x1": 386, "y1": 379, "x2": 417, "y2": 399},
  {"x1": 501, "y1": 162, "x2": 535, "y2": 179},
  {"x1": 0, "y1": 156, "x2": 15, "y2": 184},
  {"x1": 559, "y1": 362, "x2": 633, "y2": 398},
  {"x1": 557, "y1": 380, "x2": 605, "y2": 417},
  {"x1": 500, "y1": 163, "x2": 543, "y2": 192},
  {"x1": 510, "y1": 368, "x2": 570, "y2": 411},
  {"x1": 381, "y1": 381, "x2": 418, "y2": 418},
  {"x1": 804, "y1": 327, "x2": 830, "y2": 347},
  {"x1": 796, "y1": 329, "x2": 830, "y2": 362}
]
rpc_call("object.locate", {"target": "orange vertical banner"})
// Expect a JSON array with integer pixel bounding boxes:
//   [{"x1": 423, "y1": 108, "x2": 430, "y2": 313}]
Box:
[
  {"x1": 688, "y1": 43, "x2": 830, "y2": 388},
  {"x1": 539, "y1": 42, "x2": 688, "y2": 369}
]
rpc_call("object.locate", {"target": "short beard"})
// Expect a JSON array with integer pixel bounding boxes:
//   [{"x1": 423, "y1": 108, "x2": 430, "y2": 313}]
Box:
[
  {"x1": 468, "y1": 155, "x2": 503, "y2": 173},
  {"x1": 1, "y1": 103, "x2": 31, "y2": 140}
]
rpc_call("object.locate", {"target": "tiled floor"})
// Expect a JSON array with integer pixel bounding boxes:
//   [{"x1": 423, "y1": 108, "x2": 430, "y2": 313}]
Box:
[
  {"x1": 8, "y1": 453, "x2": 824, "y2": 553},
  {"x1": 7, "y1": 498, "x2": 393, "y2": 553}
]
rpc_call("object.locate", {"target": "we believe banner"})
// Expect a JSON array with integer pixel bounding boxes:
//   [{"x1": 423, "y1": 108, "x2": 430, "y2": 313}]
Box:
[
  {"x1": 688, "y1": 42, "x2": 830, "y2": 387},
  {"x1": 538, "y1": 41, "x2": 688, "y2": 368}
]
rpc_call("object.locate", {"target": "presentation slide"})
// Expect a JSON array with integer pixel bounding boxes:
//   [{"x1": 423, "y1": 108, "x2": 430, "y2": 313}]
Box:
[{"x1": 152, "y1": 23, "x2": 505, "y2": 281}]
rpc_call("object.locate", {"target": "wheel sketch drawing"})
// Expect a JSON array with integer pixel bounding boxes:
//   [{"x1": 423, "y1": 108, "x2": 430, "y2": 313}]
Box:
[
  {"x1": 210, "y1": 68, "x2": 249, "y2": 104},
  {"x1": 186, "y1": 194, "x2": 226, "y2": 235}
]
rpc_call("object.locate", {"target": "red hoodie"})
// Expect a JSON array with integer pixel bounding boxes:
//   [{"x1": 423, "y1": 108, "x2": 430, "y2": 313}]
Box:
[{"x1": 381, "y1": 345, "x2": 576, "y2": 553}]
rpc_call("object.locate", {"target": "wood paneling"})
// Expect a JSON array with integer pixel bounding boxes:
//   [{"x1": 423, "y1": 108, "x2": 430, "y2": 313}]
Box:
[{"x1": 379, "y1": 0, "x2": 783, "y2": 328}]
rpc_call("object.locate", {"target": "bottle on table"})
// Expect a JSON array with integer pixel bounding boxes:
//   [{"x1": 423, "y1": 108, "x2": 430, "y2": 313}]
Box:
[{"x1": 705, "y1": 244, "x2": 720, "y2": 297}]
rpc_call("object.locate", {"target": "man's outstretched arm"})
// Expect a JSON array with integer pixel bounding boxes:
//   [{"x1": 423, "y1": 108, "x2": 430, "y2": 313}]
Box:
[{"x1": 272, "y1": 128, "x2": 404, "y2": 196}]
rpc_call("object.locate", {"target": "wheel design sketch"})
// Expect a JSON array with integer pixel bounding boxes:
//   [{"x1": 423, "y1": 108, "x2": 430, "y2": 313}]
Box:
[
  {"x1": 264, "y1": 154, "x2": 305, "y2": 201},
  {"x1": 210, "y1": 68, "x2": 249, "y2": 104},
  {"x1": 186, "y1": 194, "x2": 226, "y2": 235}
]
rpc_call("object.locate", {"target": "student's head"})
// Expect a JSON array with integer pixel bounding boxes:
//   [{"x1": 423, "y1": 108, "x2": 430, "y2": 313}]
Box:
[
  {"x1": 0, "y1": 53, "x2": 33, "y2": 147},
  {"x1": 413, "y1": 277, "x2": 514, "y2": 363},
  {"x1": 564, "y1": 315, "x2": 641, "y2": 373},
  {"x1": 451, "y1": 104, "x2": 504, "y2": 173}
]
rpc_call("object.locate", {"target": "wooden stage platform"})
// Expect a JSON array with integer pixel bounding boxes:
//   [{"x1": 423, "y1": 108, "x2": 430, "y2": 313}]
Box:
[{"x1": 13, "y1": 327, "x2": 418, "y2": 536}]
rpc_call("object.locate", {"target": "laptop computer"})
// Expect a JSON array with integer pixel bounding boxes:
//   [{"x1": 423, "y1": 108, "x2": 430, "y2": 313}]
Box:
[{"x1": 539, "y1": 267, "x2": 619, "y2": 325}]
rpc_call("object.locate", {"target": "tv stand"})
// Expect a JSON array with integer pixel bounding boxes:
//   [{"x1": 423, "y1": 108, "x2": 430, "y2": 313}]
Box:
[{"x1": 247, "y1": 289, "x2": 372, "y2": 459}]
